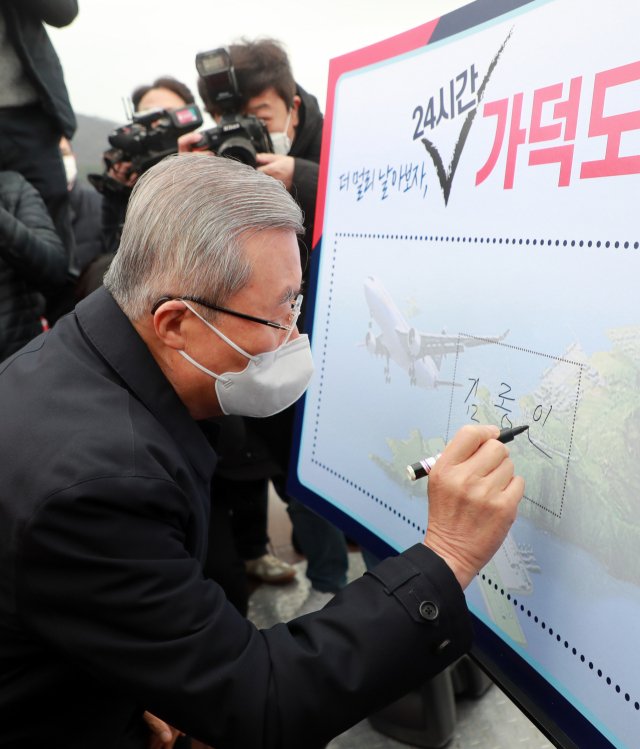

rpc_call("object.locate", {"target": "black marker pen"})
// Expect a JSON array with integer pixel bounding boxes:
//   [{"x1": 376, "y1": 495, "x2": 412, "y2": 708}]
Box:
[{"x1": 406, "y1": 425, "x2": 529, "y2": 481}]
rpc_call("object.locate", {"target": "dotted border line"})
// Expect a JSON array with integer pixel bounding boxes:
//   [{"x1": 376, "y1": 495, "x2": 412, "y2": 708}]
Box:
[
  {"x1": 560, "y1": 367, "x2": 582, "y2": 518},
  {"x1": 459, "y1": 332, "x2": 588, "y2": 369},
  {"x1": 311, "y1": 459, "x2": 426, "y2": 534},
  {"x1": 479, "y1": 572, "x2": 640, "y2": 713},
  {"x1": 445, "y1": 338, "x2": 461, "y2": 443},
  {"x1": 311, "y1": 240, "x2": 338, "y2": 457},
  {"x1": 336, "y1": 232, "x2": 640, "y2": 250}
]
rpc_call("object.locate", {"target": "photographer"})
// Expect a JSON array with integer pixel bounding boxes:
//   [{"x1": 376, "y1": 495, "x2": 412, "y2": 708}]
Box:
[
  {"x1": 60, "y1": 137, "x2": 105, "y2": 273},
  {"x1": 186, "y1": 39, "x2": 322, "y2": 250},
  {"x1": 182, "y1": 40, "x2": 348, "y2": 614},
  {"x1": 100, "y1": 77, "x2": 196, "y2": 254}
]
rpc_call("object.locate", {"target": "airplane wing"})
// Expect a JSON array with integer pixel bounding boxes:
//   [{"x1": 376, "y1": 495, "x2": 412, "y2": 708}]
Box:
[
  {"x1": 435, "y1": 379, "x2": 463, "y2": 388},
  {"x1": 459, "y1": 330, "x2": 510, "y2": 349},
  {"x1": 396, "y1": 328, "x2": 509, "y2": 360}
]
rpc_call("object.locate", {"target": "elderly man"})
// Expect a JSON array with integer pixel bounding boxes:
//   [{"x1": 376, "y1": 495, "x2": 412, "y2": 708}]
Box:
[{"x1": 0, "y1": 154, "x2": 523, "y2": 749}]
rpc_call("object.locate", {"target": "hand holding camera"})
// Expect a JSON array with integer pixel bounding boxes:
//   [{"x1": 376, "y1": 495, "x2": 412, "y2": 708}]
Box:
[{"x1": 255, "y1": 153, "x2": 295, "y2": 190}]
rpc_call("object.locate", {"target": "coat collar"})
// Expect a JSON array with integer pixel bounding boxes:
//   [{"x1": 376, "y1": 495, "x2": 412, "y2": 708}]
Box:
[{"x1": 75, "y1": 286, "x2": 217, "y2": 483}]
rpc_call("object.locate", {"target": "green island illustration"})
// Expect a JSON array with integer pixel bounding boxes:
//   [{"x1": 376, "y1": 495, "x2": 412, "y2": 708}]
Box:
[{"x1": 370, "y1": 325, "x2": 640, "y2": 593}]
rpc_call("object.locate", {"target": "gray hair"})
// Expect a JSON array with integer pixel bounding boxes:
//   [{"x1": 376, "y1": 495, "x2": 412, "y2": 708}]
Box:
[{"x1": 103, "y1": 153, "x2": 304, "y2": 320}]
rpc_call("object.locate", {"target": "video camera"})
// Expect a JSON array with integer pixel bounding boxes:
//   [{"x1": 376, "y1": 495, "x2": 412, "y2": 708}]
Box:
[
  {"x1": 89, "y1": 104, "x2": 203, "y2": 197},
  {"x1": 107, "y1": 104, "x2": 203, "y2": 175},
  {"x1": 193, "y1": 47, "x2": 273, "y2": 168}
]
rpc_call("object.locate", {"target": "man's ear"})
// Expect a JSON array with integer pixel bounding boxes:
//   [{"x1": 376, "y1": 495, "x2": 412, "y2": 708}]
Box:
[
  {"x1": 152, "y1": 300, "x2": 189, "y2": 350},
  {"x1": 290, "y1": 95, "x2": 302, "y2": 131}
]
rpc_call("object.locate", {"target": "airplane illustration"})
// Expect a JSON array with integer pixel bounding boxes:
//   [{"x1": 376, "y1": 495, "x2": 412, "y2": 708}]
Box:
[{"x1": 360, "y1": 275, "x2": 509, "y2": 389}]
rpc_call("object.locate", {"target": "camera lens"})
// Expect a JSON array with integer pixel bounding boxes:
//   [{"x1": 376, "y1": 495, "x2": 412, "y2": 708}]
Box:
[{"x1": 218, "y1": 136, "x2": 258, "y2": 168}]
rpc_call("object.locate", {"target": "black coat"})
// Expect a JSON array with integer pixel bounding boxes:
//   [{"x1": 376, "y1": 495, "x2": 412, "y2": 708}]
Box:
[
  {"x1": 0, "y1": 286, "x2": 473, "y2": 749},
  {"x1": 0, "y1": 170, "x2": 67, "y2": 360},
  {"x1": 1, "y1": 0, "x2": 78, "y2": 139},
  {"x1": 217, "y1": 86, "x2": 325, "y2": 480},
  {"x1": 290, "y1": 84, "x2": 323, "y2": 248}
]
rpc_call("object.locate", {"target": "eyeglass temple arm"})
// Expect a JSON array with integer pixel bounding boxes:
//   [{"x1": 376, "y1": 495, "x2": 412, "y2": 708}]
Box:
[{"x1": 151, "y1": 296, "x2": 291, "y2": 330}]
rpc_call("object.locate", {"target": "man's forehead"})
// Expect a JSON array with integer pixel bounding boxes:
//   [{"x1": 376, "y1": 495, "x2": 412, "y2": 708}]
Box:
[
  {"x1": 243, "y1": 230, "x2": 301, "y2": 287},
  {"x1": 244, "y1": 88, "x2": 284, "y2": 115},
  {"x1": 247, "y1": 99, "x2": 272, "y2": 113}
]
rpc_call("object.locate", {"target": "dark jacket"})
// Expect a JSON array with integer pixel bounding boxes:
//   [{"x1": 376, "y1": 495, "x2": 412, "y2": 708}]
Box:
[
  {"x1": 217, "y1": 85, "x2": 324, "y2": 480},
  {"x1": 0, "y1": 170, "x2": 67, "y2": 360},
  {"x1": 290, "y1": 84, "x2": 323, "y2": 248},
  {"x1": 214, "y1": 85, "x2": 324, "y2": 481},
  {"x1": 0, "y1": 285, "x2": 473, "y2": 749},
  {"x1": 1, "y1": 0, "x2": 78, "y2": 138},
  {"x1": 69, "y1": 179, "x2": 105, "y2": 270}
]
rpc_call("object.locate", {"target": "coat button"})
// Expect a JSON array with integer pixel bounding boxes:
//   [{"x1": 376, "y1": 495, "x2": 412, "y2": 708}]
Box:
[{"x1": 419, "y1": 600, "x2": 439, "y2": 621}]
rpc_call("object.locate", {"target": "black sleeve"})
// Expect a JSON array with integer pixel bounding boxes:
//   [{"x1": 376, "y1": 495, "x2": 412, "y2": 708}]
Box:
[
  {"x1": 18, "y1": 476, "x2": 472, "y2": 749},
  {"x1": 291, "y1": 157, "x2": 320, "y2": 247},
  {"x1": 0, "y1": 178, "x2": 68, "y2": 292},
  {"x1": 20, "y1": 0, "x2": 79, "y2": 27},
  {"x1": 101, "y1": 191, "x2": 129, "y2": 254}
]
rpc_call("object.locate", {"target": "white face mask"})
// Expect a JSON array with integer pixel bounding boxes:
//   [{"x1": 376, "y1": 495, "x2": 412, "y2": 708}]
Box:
[
  {"x1": 63, "y1": 154, "x2": 77, "y2": 188},
  {"x1": 177, "y1": 301, "x2": 314, "y2": 418},
  {"x1": 269, "y1": 109, "x2": 293, "y2": 155}
]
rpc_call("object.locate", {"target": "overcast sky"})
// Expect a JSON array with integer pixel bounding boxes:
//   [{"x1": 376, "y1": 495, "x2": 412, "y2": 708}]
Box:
[{"x1": 48, "y1": 0, "x2": 470, "y2": 124}]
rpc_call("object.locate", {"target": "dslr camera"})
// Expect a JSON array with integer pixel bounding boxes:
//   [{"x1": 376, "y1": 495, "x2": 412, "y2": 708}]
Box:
[{"x1": 193, "y1": 47, "x2": 273, "y2": 168}]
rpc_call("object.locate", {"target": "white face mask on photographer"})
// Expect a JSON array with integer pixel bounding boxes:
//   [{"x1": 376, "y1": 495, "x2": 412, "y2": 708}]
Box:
[
  {"x1": 177, "y1": 300, "x2": 314, "y2": 418},
  {"x1": 63, "y1": 154, "x2": 77, "y2": 188},
  {"x1": 269, "y1": 109, "x2": 293, "y2": 156}
]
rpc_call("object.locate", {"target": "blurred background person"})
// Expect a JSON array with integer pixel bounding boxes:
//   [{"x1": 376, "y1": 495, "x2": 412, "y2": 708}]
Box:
[
  {"x1": 60, "y1": 136, "x2": 105, "y2": 275},
  {"x1": 0, "y1": 170, "x2": 67, "y2": 362}
]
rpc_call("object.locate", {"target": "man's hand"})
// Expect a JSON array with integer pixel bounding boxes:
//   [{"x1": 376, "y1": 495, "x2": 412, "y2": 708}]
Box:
[
  {"x1": 109, "y1": 161, "x2": 138, "y2": 188},
  {"x1": 143, "y1": 711, "x2": 184, "y2": 749},
  {"x1": 256, "y1": 153, "x2": 295, "y2": 191},
  {"x1": 178, "y1": 132, "x2": 211, "y2": 154},
  {"x1": 424, "y1": 424, "x2": 524, "y2": 590}
]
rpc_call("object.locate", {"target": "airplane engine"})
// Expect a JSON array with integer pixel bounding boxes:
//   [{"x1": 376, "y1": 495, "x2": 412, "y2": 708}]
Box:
[
  {"x1": 365, "y1": 331, "x2": 377, "y2": 354},
  {"x1": 407, "y1": 327, "x2": 421, "y2": 357}
]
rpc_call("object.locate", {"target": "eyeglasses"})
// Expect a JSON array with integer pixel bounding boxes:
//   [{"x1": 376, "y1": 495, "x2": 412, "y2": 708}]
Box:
[{"x1": 151, "y1": 294, "x2": 303, "y2": 341}]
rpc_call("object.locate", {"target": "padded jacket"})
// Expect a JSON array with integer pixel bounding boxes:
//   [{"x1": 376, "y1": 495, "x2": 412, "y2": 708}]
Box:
[{"x1": 0, "y1": 170, "x2": 67, "y2": 360}]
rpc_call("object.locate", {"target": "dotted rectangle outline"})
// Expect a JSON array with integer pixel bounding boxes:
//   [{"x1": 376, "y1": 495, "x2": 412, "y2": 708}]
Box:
[
  {"x1": 446, "y1": 333, "x2": 584, "y2": 518},
  {"x1": 306, "y1": 233, "x2": 638, "y2": 717}
]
